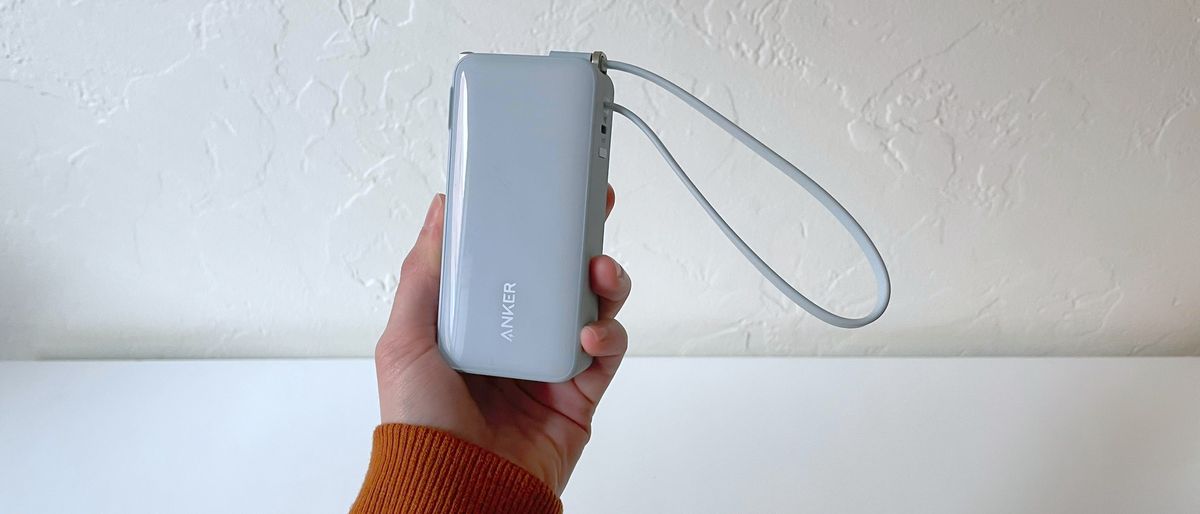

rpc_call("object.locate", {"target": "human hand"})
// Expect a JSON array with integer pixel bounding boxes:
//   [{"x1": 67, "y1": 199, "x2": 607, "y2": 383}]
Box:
[{"x1": 373, "y1": 187, "x2": 630, "y2": 494}]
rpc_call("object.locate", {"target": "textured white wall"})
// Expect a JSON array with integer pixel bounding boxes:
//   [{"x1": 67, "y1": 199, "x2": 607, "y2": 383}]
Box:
[{"x1": 2, "y1": 1, "x2": 1198, "y2": 358}]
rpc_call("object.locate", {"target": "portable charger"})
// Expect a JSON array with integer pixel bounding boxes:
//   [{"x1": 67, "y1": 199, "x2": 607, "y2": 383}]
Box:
[
  {"x1": 437, "y1": 51, "x2": 612, "y2": 381},
  {"x1": 437, "y1": 51, "x2": 891, "y2": 382}
]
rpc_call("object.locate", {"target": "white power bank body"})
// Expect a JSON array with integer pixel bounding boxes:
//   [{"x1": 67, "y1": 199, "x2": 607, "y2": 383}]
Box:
[{"x1": 438, "y1": 52, "x2": 614, "y2": 382}]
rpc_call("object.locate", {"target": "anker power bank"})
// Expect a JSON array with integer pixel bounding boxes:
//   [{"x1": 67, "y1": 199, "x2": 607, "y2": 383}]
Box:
[{"x1": 437, "y1": 51, "x2": 614, "y2": 382}]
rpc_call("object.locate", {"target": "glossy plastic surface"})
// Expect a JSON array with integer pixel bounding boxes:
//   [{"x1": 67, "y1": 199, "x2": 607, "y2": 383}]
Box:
[{"x1": 438, "y1": 52, "x2": 613, "y2": 382}]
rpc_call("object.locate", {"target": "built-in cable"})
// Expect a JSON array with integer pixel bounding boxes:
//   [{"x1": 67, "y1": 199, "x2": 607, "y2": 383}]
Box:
[{"x1": 605, "y1": 60, "x2": 890, "y2": 328}]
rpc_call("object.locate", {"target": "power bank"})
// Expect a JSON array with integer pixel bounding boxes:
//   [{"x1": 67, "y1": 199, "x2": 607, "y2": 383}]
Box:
[
  {"x1": 436, "y1": 51, "x2": 892, "y2": 382},
  {"x1": 437, "y1": 51, "x2": 614, "y2": 382}
]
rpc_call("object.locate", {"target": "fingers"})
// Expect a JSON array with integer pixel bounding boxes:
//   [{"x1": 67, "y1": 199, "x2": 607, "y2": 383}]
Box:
[
  {"x1": 381, "y1": 194, "x2": 445, "y2": 349},
  {"x1": 590, "y1": 255, "x2": 631, "y2": 319},
  {"x1": 574, "y1": 254, "x2": 631, "y2": 404},
  {"x1": 605, "y1": 184, "x2": 615, "y2": 219},
  {"x1": 581, "y1": 318, "x2": 628, "y2": 359},
  {"x1": 574, "y1": 318, "x2": 628, "y2": 403}
]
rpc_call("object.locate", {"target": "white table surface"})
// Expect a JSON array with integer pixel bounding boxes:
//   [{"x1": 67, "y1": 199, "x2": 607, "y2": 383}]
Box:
[{"x1": 2, "y1": 358, "x2": 1198, "y2": 513}]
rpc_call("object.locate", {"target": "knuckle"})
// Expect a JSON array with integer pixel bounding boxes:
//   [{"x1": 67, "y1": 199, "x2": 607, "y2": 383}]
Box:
[
  {"x1": 609, "y1": 320, "x2": 628, "y2": 341},
  {"x1": 374, "y1": 336, "x2": 396, "y2": 364},
  {"x1": 375, "y1": 333, "x2": 423, "y2": 372},
  {"x1": 399, "y1": 254, "x2": 423, "y2": 277}
]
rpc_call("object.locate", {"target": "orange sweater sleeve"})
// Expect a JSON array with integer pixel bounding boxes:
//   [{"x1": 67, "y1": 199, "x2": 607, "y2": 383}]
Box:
[{"x1": 350, "y1": 424, "x2": 562, "y2": 514}]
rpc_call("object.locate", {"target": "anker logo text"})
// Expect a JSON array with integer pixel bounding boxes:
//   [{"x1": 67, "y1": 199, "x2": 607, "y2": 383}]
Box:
[{"x1": 500, "y1": 282, "x2": 516, "y2": 342}]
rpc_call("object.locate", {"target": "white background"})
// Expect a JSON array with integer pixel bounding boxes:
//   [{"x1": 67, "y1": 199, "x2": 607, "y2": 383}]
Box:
[
  {"x1": 4, "y1": 5, "x2": 1198, "y2": 510},
  {"x1": 2, "y1": 0, "x2": 1199, "y2": 358},
  {"x1": 2, "y1": 358, "x2": 1198, "y2": 513}
]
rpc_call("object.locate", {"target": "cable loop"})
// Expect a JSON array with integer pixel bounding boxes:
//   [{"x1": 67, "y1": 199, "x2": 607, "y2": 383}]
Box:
[{"x1": 606, "y1": 60, "x2": 890, "y2": 328}]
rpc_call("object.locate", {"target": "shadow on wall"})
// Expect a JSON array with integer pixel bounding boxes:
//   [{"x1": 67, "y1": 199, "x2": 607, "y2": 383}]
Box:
[
  {"x1": 630, "y1": 317, "x2": 1200, "y2": 357},
  {"x1": 7, "y1": 326, "x2": 385, "y2": 360},
  {"x1": 0, "y1": 245, "x2": 48, "y2": 359},
  {"x1": 3, "y1": 231, "x2": 1198, "y2": 359},
  {"x1": 20, "y1": 323, "x2": 1197, "y2": 360}
]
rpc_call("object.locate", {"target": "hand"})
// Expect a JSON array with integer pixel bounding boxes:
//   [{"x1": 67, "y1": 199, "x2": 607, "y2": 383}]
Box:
[{"x1": 374, "y1": 186, "x2": 631, "y2": 494}]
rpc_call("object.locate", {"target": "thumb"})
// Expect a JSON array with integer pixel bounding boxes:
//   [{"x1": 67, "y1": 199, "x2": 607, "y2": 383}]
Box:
[{"x1": 381, "y1": 193, "x2": 445, "y2": 348}]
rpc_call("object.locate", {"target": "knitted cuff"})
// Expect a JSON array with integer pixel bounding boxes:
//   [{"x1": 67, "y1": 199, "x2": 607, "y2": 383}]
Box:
[{"x1": 350, "y1": 424, "x2": 562, "y2": 514}]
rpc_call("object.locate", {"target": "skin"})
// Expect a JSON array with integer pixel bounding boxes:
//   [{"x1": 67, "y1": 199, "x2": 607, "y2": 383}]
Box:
[{"x1": 374, "y1": 185, "x2": 630, "y2": 495}]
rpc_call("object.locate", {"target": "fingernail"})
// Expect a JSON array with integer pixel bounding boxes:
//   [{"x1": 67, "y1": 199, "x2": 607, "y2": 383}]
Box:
[
  {"x1": 423, "y1": 194, "x2": 443, "y2": 229},
  {"x1": 614, "y1": 261, "x2": 625, "y2": 278}
]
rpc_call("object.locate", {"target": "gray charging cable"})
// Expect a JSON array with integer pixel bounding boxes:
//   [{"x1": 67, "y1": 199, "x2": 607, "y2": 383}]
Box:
[{"x1": 605, "y1": 60, "x2": 890, "y2": 328}]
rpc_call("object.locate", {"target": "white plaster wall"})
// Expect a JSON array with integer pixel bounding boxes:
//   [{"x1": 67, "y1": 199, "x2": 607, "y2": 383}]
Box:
[{"x1": 2, "y1": 0, "x2": 1198, "y2": 358}]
